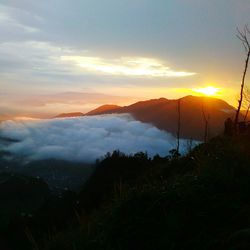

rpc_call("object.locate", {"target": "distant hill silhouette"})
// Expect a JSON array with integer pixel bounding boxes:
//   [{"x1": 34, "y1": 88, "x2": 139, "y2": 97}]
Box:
[
  {"x1": 86, "y1": 96, "x2": 237, "y2": 140},
  {"x1": 54, "y1": 112, "x2": 84, "y2": 118},
  {"x1": 86, "y1": 104, "x2": 121, "y2": 116},
  {"x1": 53, "y1": 96, "x2": 237, "y2": 140}
]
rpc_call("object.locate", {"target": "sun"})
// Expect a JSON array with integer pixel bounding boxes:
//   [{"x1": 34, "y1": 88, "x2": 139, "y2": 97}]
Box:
[{"x1": 192, "y1": 86, "x2": 220, "y2": 96}]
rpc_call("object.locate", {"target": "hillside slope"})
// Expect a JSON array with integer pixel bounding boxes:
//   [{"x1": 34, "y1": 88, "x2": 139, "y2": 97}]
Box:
[
  {"x1": 33, "y1": 135, "x2": 250, "y2": 250},
  {"x1": 86, "y1": 104, "x2": 121, "y2": 116},
  {"x1": 54, "y1": 112, "x2": 84, "y2": 118},
  {"x1": 86, "y1": 96, "x2": 236, "y2": 140}
]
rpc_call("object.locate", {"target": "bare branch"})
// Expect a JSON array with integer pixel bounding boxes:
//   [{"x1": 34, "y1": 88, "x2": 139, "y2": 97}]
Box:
[
  {"x1": 236, "y1": 26, "x2": 250, "y2": 50},
  {"x1": 246, "y1": 24, "x2": 250, "y2": 35},
  {"x1": 234, "y1": 25, "x2": 250, "y2": 132},
  {"x1": 236, "y1": 34, "x2": 247, "y2": 43}
]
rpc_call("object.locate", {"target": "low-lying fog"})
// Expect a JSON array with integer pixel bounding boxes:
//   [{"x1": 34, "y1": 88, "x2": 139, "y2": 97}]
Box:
[{"x1": 0, "y1": 114, "x2": 197, "y2": 163}]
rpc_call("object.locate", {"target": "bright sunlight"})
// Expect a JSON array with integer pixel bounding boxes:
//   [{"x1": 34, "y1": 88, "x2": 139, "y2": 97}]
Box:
[{"x1": 192, "y1": 86, "x2": 221, "y2": 96}]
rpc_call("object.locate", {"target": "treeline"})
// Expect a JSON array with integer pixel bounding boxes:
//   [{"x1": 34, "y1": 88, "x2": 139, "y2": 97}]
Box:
[{"x1": 2, "y1": 135, "x2": 250, "y2": 249}]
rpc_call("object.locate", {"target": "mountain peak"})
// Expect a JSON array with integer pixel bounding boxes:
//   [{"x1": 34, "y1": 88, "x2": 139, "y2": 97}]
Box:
[
  {"x1": 53, "y1": 96, "x2": 236, "y2": 140},
  {"x1": 85, "y1": 96, "x2": 235, "y2": 140},
  {"x1": 86, "y1": 105, "x2": 121, "y2": 116}
]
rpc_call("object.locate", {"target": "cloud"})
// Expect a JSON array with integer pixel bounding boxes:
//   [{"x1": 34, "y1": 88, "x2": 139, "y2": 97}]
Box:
[
  {"x1": 0, "y1": 114, "x2": 197, "y2": 163},
  {"x1": 0, "y1": 41, "x2": 73, "y2": 71},
  {"x1": 61, "y1": 56, "x2": 196, "y2": 78},
  {"x1": 0, "y1": 40, "x2": 195, "y2": 81},
  {"x1": 0, "y1": 4, "x2": 40, "y2": 34},
  {"x1": 0, "y1": 40, "x2": 195, "y2": 80}
]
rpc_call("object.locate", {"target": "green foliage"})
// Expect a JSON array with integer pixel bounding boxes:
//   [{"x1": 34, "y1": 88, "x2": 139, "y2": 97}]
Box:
[
  {"x1": 78, "y1": 151, "x2": 152, "y2": 212},
  {"x1": 3, "y1": 135, "x2": 250, "y2": 250},
  {"x1": 47, "y1": 135, "x2": 250, "y2": 250}
]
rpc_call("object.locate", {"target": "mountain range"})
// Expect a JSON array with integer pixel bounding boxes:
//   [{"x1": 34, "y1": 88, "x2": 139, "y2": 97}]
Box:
[
  {"x1": 55, "y1": 96, "x2": 237, "y2": 140},
  {"x1": 54, "y1": 112, "x2": 84, "y2": 118}
]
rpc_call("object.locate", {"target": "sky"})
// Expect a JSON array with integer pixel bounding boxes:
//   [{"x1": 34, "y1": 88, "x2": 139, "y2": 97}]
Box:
[{"x1": 0, "y1": 0, "x2": 250, "y2": 117}]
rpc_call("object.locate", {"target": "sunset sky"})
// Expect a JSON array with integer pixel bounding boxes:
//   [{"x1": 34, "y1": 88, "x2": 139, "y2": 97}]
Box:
[{"x1": 0, "y1": 0, "x2": 250, "y2": 117}]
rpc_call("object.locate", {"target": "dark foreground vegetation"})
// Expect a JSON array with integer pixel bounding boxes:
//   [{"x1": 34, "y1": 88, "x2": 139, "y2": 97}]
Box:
[{"x1": 1, "y1": 135, "x2": 250, "y2": 249}]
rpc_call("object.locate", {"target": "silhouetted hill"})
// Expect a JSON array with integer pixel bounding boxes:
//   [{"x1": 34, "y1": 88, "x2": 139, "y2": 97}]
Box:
[
  {"x1": 54, "y1": 112, "x2": 84, "y2": 118},
  {"x1": 54, "y1": 105, "x2": 121, "y2": 119},
  {"x1": 86, "y1": 104, "x2": 121, "y2": 116},
  {"x1": 86, "y1": 96, "x2": 236, "y2": 140},
  {"x1": 52, "y1": 96, "x2": 237, "y2": 140}
]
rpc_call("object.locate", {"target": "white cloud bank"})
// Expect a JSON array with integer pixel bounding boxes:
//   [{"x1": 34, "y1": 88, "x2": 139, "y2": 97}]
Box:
[
  {"x1": 61, "y1": 56, "x2": 196, "y2": 78},
  {"x1": 0, "y1": 114, "x2": 196, "y2": 163}
]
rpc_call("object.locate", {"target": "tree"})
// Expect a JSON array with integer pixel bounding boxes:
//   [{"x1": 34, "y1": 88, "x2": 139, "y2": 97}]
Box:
[
  {"x1": 176, "y1": 98, "x2": 181, "y2": 154},
  {"x1": 243, "y1": 87, "x2": 250, "y2": 121},
  {"x1": 234, "y1": 25, "x2": 250, "y2": 132},
  {"x1": 202, "y1": 104, "x2": 210, "y2": 143}
]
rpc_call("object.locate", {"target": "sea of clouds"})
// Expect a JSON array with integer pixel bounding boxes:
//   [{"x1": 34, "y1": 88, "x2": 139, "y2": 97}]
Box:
[{"x1": 0, "y1": 114, "x2": 196, "y2": 163}]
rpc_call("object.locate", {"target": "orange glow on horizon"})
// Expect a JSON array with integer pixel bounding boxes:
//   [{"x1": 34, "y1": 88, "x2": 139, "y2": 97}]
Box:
[
  {"x1": 192, "y1": 86, "x2": 221, "y2": 97},
  {"x1": 97, "y1": 85, "x2": 238, "y2": 107}
]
